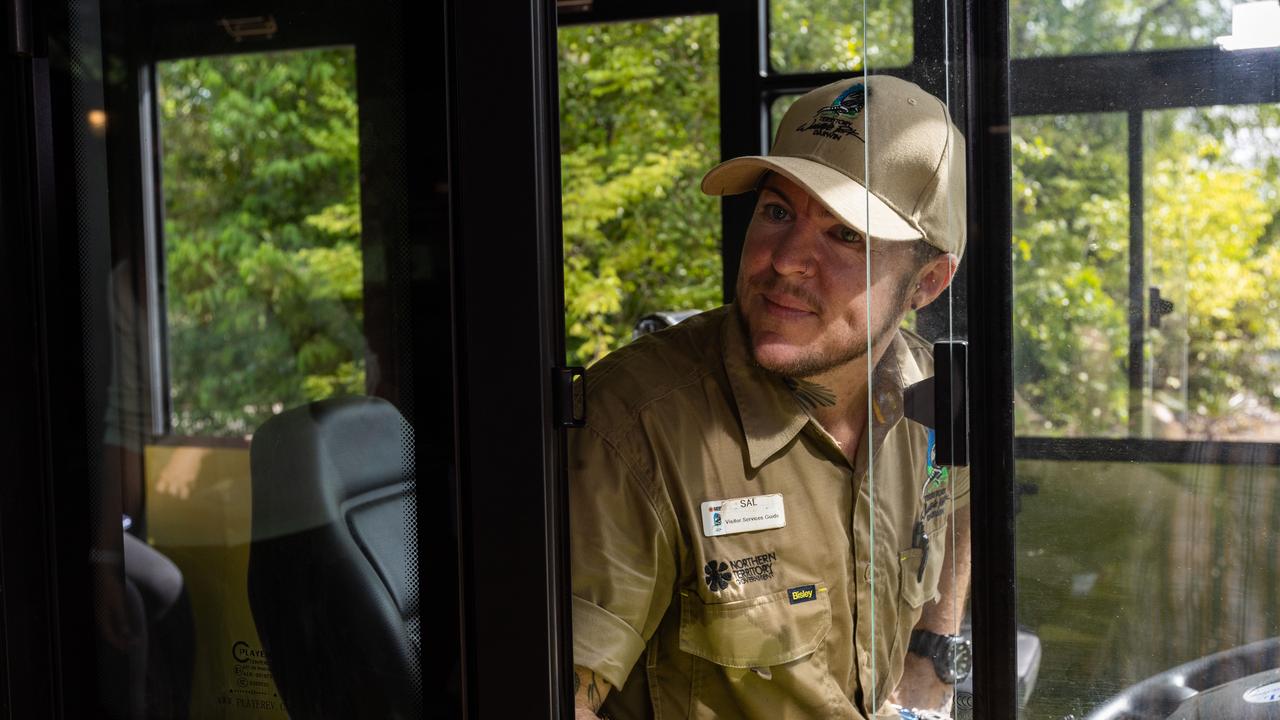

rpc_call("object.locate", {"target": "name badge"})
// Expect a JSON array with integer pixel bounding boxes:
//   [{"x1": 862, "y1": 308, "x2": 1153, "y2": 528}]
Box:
[{"x1": 701, "y1": 494, "x2": 786, "y2": 537}]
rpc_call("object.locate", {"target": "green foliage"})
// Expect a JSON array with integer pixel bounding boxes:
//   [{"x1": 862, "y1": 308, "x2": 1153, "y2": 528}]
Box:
[
  {"x1": 1013, "y1": 113, "x2": 1132, "y2": 435},
  {"x1": 558, "y1": 17, "x2": 723, "y2": 364},
  {"x1": 1145, "y1": 107, "x2": 1280, "y2": 436},
  {"x1": 769, "y1": 0, "x2": 913, "y2": 71},
  {"x1": 1011, "y1": 0, "x2": 1234, "y2": 57},
  {"x1": 1013, "y1": 106, "x2": 1280, "y2": 438},
  {"x1": 159, "y1": 48, "x2": 364, "y2": 437}
]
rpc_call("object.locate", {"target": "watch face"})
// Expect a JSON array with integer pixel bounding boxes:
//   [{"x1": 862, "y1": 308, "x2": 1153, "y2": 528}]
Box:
[{"x1": 936, "y1": 638, "x2": 973, "y2": 684}]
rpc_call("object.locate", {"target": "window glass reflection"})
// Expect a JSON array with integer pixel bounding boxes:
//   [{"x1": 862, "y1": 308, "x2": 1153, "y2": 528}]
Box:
[
  {"x1": 1012, "y1": 106, "x2": 1280, "y2": 441},
  {"x1": 1016, "y1": 459, "x2": 1280, "y2": 718},
  {"x1": 1012, "y1": 113, "x2": 1130, "y2": 438}
]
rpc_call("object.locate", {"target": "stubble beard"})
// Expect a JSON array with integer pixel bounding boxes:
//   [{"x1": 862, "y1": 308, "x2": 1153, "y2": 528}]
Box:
[{"x1": 736, "y1": 278, "x2": 912, "y2": 379}]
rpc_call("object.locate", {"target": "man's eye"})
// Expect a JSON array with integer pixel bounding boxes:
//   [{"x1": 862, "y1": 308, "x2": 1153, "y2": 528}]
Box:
[
  {"x1": 837, "y1": 226, "x2": 864, "y2": 244},
  {"x1": 763, "y1": 203, "x2": 789, "y2": 221}
]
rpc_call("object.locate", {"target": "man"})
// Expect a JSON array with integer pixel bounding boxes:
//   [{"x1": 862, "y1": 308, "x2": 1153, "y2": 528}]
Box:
[{"x1": 569, "y1": 75, "x2": 971, "y2": 719}]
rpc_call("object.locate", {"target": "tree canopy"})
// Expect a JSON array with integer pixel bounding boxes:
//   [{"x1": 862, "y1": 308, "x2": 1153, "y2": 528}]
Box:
[{"x1": 158, "y1": 48, "x2": 364, "y2": 437}]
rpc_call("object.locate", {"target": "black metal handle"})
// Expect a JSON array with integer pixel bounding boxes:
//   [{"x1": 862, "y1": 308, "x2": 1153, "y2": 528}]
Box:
[
  {"x1": 903, "y1": 341, "x2": 969, "y2": 467},
  {"x1": 555, "y1": 366, "x2": 586, "y2": 428}
]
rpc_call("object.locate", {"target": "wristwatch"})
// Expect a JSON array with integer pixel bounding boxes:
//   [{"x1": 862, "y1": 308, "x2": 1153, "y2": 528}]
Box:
[{"x1": 908, "y1": 629, "x2": 973, "y2": 684}]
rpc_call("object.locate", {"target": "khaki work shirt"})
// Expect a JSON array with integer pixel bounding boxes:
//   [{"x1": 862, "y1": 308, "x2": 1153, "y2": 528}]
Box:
[{"x1": 570, "y1": 305, "x2": 969, "y2": 719}]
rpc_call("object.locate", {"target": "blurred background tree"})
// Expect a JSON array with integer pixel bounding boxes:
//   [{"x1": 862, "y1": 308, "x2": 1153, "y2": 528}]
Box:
[
  {"x1": 557, "y1": 2, "x2": 1279, "y2": 441},
  {"x1": 557, "y1": 16, "x2": 723, "y2": 365},
  {"x1": 158, "y1": 48, "x2": 364, "y2": 437}
]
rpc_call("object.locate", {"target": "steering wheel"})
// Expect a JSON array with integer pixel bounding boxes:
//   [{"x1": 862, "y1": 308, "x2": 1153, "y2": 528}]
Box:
[{"x1": 1084, "y1": 637, "x2": 1280, "y2": 720}]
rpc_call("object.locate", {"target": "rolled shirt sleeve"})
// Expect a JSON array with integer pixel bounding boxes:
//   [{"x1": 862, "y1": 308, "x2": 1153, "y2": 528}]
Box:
[{"x1": 569, "y1": 424, "x2": 677, "y2": 690}]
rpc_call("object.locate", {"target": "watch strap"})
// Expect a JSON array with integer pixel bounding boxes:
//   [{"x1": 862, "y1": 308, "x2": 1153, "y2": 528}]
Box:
[{"x1": 908, "y1": 628, "x2": 949, "y2": 658}]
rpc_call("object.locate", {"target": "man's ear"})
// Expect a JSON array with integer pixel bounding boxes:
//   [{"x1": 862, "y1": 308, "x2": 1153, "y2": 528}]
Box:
[{"x1": 910, "y1": 254, "x2": 959, "y2": 310}]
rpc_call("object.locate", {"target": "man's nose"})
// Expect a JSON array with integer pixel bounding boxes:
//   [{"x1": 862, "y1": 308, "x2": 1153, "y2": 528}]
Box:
[{"x1": 770, "y1": 221, "x2": 820, "y2": 277}]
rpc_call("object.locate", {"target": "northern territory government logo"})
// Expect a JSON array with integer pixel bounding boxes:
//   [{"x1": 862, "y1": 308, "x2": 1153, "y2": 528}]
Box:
[
  {"x1": 704, "y1": 560, "x2": 732, "y2": 592},
  {"x1": 795, "y1": 83, "x2": 866, "y2": 142},
  {"x1": 704, "y1": 552, "x2": 778, "y2": 593}
]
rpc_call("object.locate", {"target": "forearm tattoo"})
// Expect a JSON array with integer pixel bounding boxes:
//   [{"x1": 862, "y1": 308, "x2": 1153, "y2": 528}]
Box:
[{"x1": 586, "y1": 671, "x2": 603, "y2": 711}]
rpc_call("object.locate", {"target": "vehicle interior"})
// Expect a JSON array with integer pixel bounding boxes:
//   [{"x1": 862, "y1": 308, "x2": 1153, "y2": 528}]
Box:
[{"x1": 0, "y1": 0, "x2": 1278, "y2": 717}]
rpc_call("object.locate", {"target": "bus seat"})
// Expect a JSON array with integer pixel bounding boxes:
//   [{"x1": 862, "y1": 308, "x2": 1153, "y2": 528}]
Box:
[{"x1": 248, "y1": 396, "x2": 420, "y2": 719}]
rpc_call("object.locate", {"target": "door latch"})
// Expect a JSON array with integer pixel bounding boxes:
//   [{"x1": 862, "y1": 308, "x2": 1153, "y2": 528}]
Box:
[
  {"x1": 554, "y1": 367, "x2": 586, "y2": 428},
  {"x1": 902, "y1": 341, "x2": 969, "y2": 467}
]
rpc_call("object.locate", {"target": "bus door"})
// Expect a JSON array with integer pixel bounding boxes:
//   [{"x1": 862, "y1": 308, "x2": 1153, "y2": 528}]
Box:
[{"x1": 0, "y1": 0, "x2": 576, "y2": 717}]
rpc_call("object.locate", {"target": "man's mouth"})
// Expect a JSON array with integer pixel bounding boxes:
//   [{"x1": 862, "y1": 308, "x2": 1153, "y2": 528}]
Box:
[{"x1": 761, "y1": 292, "x2": 817, "y2": 317}]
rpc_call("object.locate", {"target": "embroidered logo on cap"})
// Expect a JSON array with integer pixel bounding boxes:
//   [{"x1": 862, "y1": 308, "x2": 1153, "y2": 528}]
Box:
[
  {"x1": 795, "y1": 83, "x2": 866, "y2": 142},
  {"x1": 828, "y1": 84, "x2": 866, "y2": 116}
]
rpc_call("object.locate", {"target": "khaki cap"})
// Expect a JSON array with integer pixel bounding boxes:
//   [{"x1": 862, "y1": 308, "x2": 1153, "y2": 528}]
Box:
[{"x1": 701, "y1": 75, "x2": 967, "y2": 256}]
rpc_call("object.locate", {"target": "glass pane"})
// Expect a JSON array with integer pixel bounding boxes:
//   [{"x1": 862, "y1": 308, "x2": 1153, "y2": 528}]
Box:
[
  {"x1": 768, "y1": 0, "x2": 913, "y2": 73},
  {"x1": 1012, "y1": 113, "x2": 1131, "y2": 438},
  {"x1": 60, "y1": 2, "x2": 426, "y2": 715},
  {"x1": 1017, "y1": 459, "x2": 1280, "y2": 717},
  {"x1": 769, "y1": 94, "x2": 801, "y2": 144},
  {"x1": 557, "y1": 16, "x2": 722, "y2": 363},
  {"x1": 1012, "y1": 25, "x2": 1280, "y2": 720},
  {"x1": 860, "y1": 51, "x2": 968, "y2": 719},
  {"x1": 1143, "y1": 104, "x2": 1280, "y2": 442},
  {"x1": 1010, "y1": 0, "x2": 1238, "y2": 58},
  {"x1": 158, "y1": 49, "x2": 366, "y2": 437}
]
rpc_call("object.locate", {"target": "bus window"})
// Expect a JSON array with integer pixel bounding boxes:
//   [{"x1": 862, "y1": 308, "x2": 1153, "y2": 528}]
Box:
[
  {"x1": 120, "y1": 47, "x2": 373, "y2": 718},
  {"x1": 768, "y1": 0, "x2": 914, "y2": 73},
  {"x1": 558, "y1": 15, "x2": 723, "y2": 363},
  {"x1": 157, "y1": 48, "x2": 366, "y2": 439},
  {"x1": 50, "y1": 4, "x2": 430, "y2": 713},
  {"x1": 1010, "y1": 9, "x2": 1280, "y2": 714}
]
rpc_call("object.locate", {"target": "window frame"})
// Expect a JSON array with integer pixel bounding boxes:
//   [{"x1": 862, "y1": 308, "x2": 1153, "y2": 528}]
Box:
[{"x1": 1010, "y1": 47, "x2": 1280, "y2": 462}]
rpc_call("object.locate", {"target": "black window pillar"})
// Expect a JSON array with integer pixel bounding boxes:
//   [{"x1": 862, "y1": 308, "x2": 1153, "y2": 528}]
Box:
[
  {"x1": 717, "y1": 0, "x2": 766, "y2": 303},
  {"x1": 447, "y1": 0, "x2": 573, "y2": 717},
  {"x1": 963, "y1": 0, "x2": 1018, "y2": 715}
]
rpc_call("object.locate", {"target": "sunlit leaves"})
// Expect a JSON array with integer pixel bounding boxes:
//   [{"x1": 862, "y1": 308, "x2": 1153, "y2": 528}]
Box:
[
  {"x1": 1013, "y1": 106, "x2": 1280, "y2": 439},
  {"x1": 769, "y1": 0, "x2": 914, "y2": 71},
  {"x1": 558, "y1": 17, "x2": 722, "y2": 365},
  {"x1": 159, "y1": 48, "x2": 365, "y2": 437}
]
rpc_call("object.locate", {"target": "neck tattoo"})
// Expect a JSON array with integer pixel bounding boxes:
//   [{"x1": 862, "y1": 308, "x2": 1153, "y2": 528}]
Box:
[{"x1": 784, "y1": 377, "x2": 837, "y2": 411}]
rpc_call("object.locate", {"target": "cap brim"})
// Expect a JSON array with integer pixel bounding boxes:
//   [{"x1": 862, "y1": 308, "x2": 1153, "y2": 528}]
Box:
[{"x1": 700, "y1": 155, "x2": 922, "y2": 242}]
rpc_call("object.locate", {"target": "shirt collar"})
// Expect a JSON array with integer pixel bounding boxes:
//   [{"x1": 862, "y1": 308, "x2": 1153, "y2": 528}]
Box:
[
  {"x1": 722, "y1": 309, "x2": 810, "y2": 469},
  {"x1": 721, "y1": 306, "x2": 925, "y2": 470}
]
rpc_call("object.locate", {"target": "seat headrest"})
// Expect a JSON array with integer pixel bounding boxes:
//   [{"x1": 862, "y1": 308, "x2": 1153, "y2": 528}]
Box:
[{"x1": 250, "y1": 396, "x2": 413, "y2": 540}]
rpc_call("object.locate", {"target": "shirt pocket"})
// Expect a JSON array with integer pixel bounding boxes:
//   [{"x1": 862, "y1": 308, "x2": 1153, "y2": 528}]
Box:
[
  {"x1": 678, "y1": 586, "x2": 831, "y2": 667},
  {"x1": 899, "y1": 546, "x2": 944, "y2": 610},
  {"x1": 677, "y1": 586, "x2": 845, "y2": 719}
]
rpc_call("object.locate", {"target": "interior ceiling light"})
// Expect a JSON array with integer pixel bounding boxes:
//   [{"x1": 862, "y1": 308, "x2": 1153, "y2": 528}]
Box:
[{"x1": 1216, "y1": 1, "x2": 1280, "y2": 50}]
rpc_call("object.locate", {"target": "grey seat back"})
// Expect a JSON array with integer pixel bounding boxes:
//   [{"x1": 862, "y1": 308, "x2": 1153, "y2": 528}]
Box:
[{"x1": 248, "y1": 396, "x2": 420, "y2": 719}]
